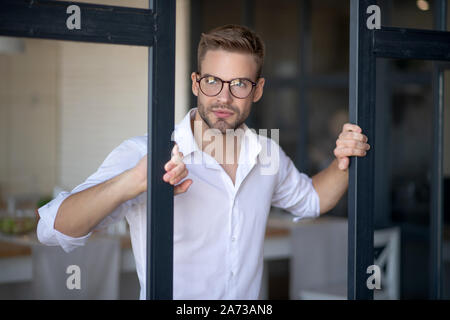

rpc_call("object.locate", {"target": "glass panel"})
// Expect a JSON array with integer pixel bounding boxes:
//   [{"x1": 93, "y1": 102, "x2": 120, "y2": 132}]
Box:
[
  {"x1": 379, "y1": 0, "x2": 435, "y2": 30},
  {"x1": 311, "y1": 0, "x2": 350, "y2": 74},
  {"x1": 69, "y1": 0, "x2": 149, "y2": 9},
  {"x1": 0, "y1": 38, "x2": 148, "y2": 299},
  {"x1": 202, "y1": 0, "x2": 243, "y2": 30},
  {"x1": 374, "y1": 60, "x2": 433, "y2": 299},
  {"x1": 307, "y1": 88, "x2": 348, "y2": 218},
  {"x1": 254, "y1": 87, "x2": 299, "y2": 161},
  {"x1": 444, "y1": 70, "x2": 450, "y2": 299},
  {"x1": 254, "y1": 0, "x2": 300, "y2": 77},
  {"x1": 448, "y1": 2, "x2": 450, "y2": 31}
]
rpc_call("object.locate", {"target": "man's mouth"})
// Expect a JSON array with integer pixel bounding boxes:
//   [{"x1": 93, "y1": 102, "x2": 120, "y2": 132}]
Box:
[{"x1": 212, "y1": 109, "x2": 234, "y2": 119}]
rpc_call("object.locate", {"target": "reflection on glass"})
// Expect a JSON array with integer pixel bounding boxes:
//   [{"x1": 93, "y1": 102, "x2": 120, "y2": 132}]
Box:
[
  {"x1": 444, "y1": 70, "x2": 450, "y2": 299},
  {"x1": 380, "y1": 0, "x2": 434, "y2": 30},
  {"x1": 389, "y1": 80, "x2": 433, "y2": 299},
  {"x1": 254, "y1": 0, "x2": 300, "y2": 77},
  {"x1": 256, "y1": 87, "x2": 299, "y2": 159},
  {"x1": 202, "y1": 0, "x2": 243, "y2": 31},
  {"x1": 311, "y1": 0, "x2": 349, "y2": 74},
  {"x1": 0, "y1": 38, "x2": 147, "y2": 299},
  {"x1": 70, "y1": 0, "x2": 149, "y2": 9}
]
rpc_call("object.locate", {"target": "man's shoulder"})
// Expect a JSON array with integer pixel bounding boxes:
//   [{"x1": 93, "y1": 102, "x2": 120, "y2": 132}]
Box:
[
  {"x1": 252, "y1": 130, "x2": 283, "y2": 153},
  {"x1": 123, "y1": 133, "x2": 148, "y2": 155}
]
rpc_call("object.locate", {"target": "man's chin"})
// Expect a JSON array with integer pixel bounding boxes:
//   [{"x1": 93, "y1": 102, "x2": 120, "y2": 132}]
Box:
[{"x1": 212, "y1": 120, "x2": 234, "y2": 134}]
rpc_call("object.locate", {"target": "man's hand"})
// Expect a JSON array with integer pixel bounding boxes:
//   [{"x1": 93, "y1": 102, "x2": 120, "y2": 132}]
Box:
[
  {"x1": 334, "y1": 123, "x2": 371, "y2": 170},
  {"x1": 163, "y1": 144, "x2": 193, "y2": 195},
  {"x1": 132, "y1": 144, "x2": 192, "y2": 196}
]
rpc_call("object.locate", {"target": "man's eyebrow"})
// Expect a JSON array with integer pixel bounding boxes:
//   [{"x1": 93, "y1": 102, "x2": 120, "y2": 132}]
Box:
[{"x1": 202, "y1": 73, "x2": 255, "y2": 82}]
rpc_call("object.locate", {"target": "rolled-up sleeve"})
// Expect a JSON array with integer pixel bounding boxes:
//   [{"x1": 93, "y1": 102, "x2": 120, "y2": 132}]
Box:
[
  {"x1": 37, "y1": 138, "x2": 145, "y2": 253},
  {"x1": 271, "y1": 146, "x2": 320, "y2": 221}
]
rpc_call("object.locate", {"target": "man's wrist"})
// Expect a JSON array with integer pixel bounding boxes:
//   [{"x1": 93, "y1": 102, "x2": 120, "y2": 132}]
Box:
[{"x1": 119, "y1": 168, "x2": 145, "y2": 202}]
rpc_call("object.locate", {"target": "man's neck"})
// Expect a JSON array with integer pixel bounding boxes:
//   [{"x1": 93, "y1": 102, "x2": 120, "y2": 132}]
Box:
[{"x1": 191, "y1": 109, "x2": 243, "y2": 166}]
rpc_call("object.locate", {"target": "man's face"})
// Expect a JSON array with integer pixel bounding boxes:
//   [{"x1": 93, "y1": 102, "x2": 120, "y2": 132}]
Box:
[{"x1": 191, "y1": 49, "x2": 265, "y2": 134}]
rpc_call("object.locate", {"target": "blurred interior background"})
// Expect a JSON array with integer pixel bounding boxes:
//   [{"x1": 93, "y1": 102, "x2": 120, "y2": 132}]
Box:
[{"x1": 0, "y1": 0, "x2": 449, "y2": 299}]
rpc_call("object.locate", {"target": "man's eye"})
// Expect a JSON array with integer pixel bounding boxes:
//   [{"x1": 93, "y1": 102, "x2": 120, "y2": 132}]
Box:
[
  {"x1": 206, "y1": 77, "x2": 217, "y2": 84},
  {"x1": 231, "y1": 79, "x2": 245, "y2": 87}
]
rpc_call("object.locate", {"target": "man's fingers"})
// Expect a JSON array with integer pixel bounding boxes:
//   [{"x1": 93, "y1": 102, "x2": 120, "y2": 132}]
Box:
[
  {"x1": 164, "y1": 160, "x2": 176, "y2": 172},
  {"x1": 343, "y1": 123, "x2": 362, "y2": 133},
  {"x1": 336, "y1": 139, "x2": 370, "y2": 150},
  {"x1": 171, "y1": 144, "x2": 179, "y2": 157},
  {"x1": 164, "y1": 160, "x2": 188, "y2": 182},
  {"x1": 174, "y1": 179, "x2": 193, "y2": 195},
  {"x1": 334, "y1": 146, "x2": 367, "y2": 157},
  {"x1": 171, "y1": 144, "x2": 184, "y2": 159},
  {"x1": 339, "y1": 131, "x2": 368, "y2": 143},
  {"x1": 338, "y1": 157, "x2": 349, "y2": 170},
  {"x1": 169, "y1": 168, "x2": 188, "y2": 185},
  {"x1": 164, "y1": 150, "x2": 184, "y2": 172}
]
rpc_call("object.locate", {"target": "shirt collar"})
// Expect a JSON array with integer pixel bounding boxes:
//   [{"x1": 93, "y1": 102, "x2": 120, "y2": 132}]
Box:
[{"x1": 173, "y1": 108, "x2": 262, "y2": 163}]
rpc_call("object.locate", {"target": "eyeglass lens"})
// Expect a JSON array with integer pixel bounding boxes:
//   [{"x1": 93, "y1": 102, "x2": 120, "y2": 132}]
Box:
[{"x1": 199, "y1": 76, "x2": 253, "y2": 98}]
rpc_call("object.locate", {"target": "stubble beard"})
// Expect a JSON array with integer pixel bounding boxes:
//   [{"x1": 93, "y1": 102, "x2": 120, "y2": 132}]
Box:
[{"x1": 197, "y1": 101, "x2": 249, "y2": 135}]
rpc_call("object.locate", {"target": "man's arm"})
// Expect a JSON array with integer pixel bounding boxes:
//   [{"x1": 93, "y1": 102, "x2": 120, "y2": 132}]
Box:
[
  {"x1": 54, "y1": 166, "x2": 145, "y2": 237},
  {"x1": 54, "y1": 145, "x2": 192, "y2": 238},
  {"x1": 311, "y1": 123, "x2": 370, "y2": 215}
]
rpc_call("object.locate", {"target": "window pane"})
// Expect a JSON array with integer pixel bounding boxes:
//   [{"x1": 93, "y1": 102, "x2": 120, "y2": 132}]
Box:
[
  {"x1": 69, "y1": 0, "x2": 149, "y2": 9},
  {"x1": 311, "y1": 0, "x2": 350, "y2": 74},
  {"x1": 254, "y1": 87, "x2": 299, "y2": 160},
  {"x1": 0, "y1": 37, "x2": 148, "y2": 298},
  {"x1": 254, "y1": 0, "x2": 300, "y2": 77},
  {"x1": 380, "y1": 0, "x2": 434, "y2": 30},
  {"x1": 388, "y1": 68, "x2": 433, "y2": 298},
  {"x1": 444, "y1": 70, "x2": 450, "y2": 299}
]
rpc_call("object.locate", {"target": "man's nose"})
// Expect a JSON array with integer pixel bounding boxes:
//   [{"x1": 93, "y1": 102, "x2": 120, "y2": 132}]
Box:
[{"x1": 216, "y1": 82, "x2": 233, "y2": 104}]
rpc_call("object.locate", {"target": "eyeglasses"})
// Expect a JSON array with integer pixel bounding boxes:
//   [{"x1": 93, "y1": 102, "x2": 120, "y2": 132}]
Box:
[{"x1": 196, "y1": 73, "x2": 257, "y2": 99}]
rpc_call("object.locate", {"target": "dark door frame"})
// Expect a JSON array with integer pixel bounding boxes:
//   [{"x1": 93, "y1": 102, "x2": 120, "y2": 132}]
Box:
[
  {"x1": 349, "y1": 0, "x2": 449, "y2": 299},
  {"x1": 0, "y1": 0, "x2": 176, "y2": 300}
]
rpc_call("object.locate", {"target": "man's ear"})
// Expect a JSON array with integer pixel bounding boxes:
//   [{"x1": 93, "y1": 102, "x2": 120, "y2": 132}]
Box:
[
  {"x1": 191, "y1": 72, "x2": 199, "y2": 97},
  {"x1": 252, "y1": 77, "x2": 265, "y2": 103}
]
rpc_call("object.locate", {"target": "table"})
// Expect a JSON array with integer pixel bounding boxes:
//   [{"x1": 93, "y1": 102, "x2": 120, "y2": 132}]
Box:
[{"x1": 0, "y1": 211, "x2": 298, "y2": 291}]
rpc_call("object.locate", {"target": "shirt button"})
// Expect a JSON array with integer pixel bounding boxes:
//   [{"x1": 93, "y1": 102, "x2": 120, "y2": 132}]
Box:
[
  {"x1": 231, "y1": 271, "x2": 234, "y2": 277},
  {"x1": 231, "y1": 236, "x2": 236, "y2": 242}
]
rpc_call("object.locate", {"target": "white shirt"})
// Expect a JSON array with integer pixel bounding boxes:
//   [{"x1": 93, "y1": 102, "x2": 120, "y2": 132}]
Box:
[{"x1": 37, "y1": 107, "x2": 320, "y2": 300}]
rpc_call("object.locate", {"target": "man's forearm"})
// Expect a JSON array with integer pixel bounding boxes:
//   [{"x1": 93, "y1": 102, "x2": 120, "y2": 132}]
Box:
[
  {"x1": 54, "y1": 169, "x2": 142, "y2": 238},
  {"x1": 311, "y1": 158, "x2": 348, "y2": 215}
]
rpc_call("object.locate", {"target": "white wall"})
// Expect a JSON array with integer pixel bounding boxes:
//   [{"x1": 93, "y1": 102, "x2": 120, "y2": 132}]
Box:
[
  {"x1": 57, "y1": 41, "x2": 148, "y2": 190},
  {"x1": 0, "y1": 39, "x2": 59, "y2": 197},
  {"x1": 0, "y1": 0, "x2": 192, "y2": 198}
]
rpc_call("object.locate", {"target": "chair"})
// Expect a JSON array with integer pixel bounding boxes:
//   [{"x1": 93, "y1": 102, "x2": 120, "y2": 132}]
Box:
[
  {"x1": 289, "y1": 217, "x2": 400, "y2": 300},
  {"x1": 31, "y1": 235, "x2": 121, "y2": 299}
]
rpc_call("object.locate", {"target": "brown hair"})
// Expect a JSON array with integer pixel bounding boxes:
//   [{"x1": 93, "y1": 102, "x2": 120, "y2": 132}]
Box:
[{"x1": 197, "y1": 24, "x2": 265, "y2": 79}]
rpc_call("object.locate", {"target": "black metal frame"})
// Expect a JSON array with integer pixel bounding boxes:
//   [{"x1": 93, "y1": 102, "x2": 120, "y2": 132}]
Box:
[
  {"x1": 0, "y1": 0, "x2": 175, "y2": 300},
  {"x1": 349, "y1": 0, "x2": 449, "y2": 299}
]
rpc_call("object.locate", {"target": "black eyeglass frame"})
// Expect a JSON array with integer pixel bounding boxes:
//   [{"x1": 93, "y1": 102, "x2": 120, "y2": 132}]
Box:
[{"x1": 195, "y1": 73, "x2": 258, "y2": 99}]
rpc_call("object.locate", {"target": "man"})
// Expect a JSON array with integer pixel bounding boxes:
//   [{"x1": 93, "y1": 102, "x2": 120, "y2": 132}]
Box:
[{"x1": 37, "y1": 24, "x2": 370, "y2": 299}]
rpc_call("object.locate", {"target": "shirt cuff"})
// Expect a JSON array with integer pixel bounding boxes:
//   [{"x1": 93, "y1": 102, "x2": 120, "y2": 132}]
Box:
[
  {"x1": 292, "y1": 178, "x2": 321, "y2": 223},
  {"x1": 37, "y1": 191, "x2": 92, "y2": 253}
]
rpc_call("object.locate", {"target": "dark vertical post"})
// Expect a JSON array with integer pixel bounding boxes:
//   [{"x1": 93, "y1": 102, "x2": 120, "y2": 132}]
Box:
[
  {"x1": 242, "y1": 0, "x2": 257, "y2": 130},
  {"x1": 296, "y1": 0, "x2": 311, "y2": 173},
  {"x1": 348, "y1": 0, "x2": 376, "y2": 300},
  {"x1": 430, "y1": 0, "x2": 447, "y2": 300},
  {"x1": 242, "y1": 0, "x2": 255, "y2": 29},
  {"x1": 374, "y1": 0, "x2": 392, "y2": 229},
  {"x1": 189, "y1": 0, "x2": 203, "y2": 110},
  {"x1": 146, "y1": 0, "x2": 176, "y2": 300}
]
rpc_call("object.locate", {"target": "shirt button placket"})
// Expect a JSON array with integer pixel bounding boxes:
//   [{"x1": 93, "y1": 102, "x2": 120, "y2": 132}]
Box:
[{"x1": 229, "y1": 194, "x2": 238, "y2": 297}]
